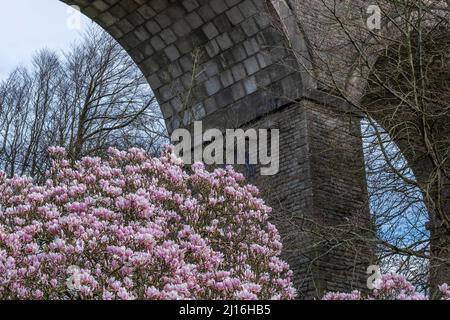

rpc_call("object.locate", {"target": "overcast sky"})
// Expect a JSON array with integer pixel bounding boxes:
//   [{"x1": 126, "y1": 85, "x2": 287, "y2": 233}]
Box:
[{"x1": 0, "y1": 0, "x2": 91, "y2": 80}]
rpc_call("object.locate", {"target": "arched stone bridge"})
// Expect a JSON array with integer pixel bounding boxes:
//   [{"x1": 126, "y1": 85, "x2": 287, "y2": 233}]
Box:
[{"x1": 60, "y1": 0, "x2": 377, "y2": 298}]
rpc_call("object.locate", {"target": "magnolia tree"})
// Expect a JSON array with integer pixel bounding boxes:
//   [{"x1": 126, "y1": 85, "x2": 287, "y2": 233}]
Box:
[
  {"x1": 323, "y1": 274, "x2": 450, "y2": 300},
  {"x1": 0, "y1": 147, "x2": 296, "y2": 300}
]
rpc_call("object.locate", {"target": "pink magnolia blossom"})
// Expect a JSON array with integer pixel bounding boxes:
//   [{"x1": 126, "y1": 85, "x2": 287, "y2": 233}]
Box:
[
  {"x1": 322, "y1": 274, "x2": 447, "y2": 300},
  {"x1": 439, "y1": 284, "x2": 450, "y2": 300},
  {"x1": 0, "y1": 146, "x2": 296, "y2": 300},
  {"x1": 322, "y1": 290, "x2": 362, "y2": 301}
]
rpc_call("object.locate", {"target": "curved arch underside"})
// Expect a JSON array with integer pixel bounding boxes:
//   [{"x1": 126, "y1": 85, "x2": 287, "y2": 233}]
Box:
[
  {"x1": 58, "y1": 0, "x2": 376, "y2": 299},
  {"x1": 61, "y1": 0, "x2": 305, "y2": 133},
  {"x1": 54, "y1": 0, "x2": 450, "y2": 298}
]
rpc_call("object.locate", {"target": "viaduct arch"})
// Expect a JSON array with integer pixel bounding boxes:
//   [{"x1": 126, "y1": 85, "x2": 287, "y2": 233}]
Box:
[{"x1": 61, "y1": 0, "x2": 375, "y2": 298}]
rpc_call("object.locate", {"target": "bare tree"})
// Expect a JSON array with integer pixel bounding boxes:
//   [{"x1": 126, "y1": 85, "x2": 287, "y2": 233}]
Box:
[
  {"x1": 0, "y1": 25, "x2": 167, "y2": 182},
  {"x1": 281, "y1": 0, "x2": 450, "y2": 296}
]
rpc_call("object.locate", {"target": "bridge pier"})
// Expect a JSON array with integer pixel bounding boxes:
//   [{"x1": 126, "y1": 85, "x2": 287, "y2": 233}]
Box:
[
  {"x1": 62, "y1": 0, "x2": 375, "y2": 298},
  {"x1": 240, "y1": 94, "x2": 374, "y2": 298}
]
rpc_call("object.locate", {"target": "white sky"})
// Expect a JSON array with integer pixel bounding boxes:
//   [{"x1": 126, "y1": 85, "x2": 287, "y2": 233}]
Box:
[{"x1": 0, "y1": 0, "x2": 91, "y2": 80}]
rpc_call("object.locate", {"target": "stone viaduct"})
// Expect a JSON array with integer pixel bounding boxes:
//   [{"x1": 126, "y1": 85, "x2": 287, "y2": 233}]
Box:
[
  {"x1": 60, "y1": 0, "x2": 450, "y2": 298},
  {"x1": 60, "y1": 0, "x2": 375, "y2": 299}
]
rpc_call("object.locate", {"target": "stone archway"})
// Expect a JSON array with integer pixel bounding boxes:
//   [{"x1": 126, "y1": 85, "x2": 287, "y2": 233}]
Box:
[
  {"x1": 62, "y1": 0, "x2": 307, "y2": 133},
  {"x1": 358, "y1": 31, "x2": 450, "y2": 296},
  {"x1": 60, "y1": 0, "x2": 375, "y2": 298},
  {"x1": 278, "y1": 0, "x2": 450, "y2": 297}
]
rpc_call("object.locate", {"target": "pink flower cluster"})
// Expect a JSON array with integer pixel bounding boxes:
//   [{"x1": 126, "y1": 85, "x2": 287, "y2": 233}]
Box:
[
  {"x1": 321, "y1": 290, "x2": 362, "y2": 301},
  {"x1": 439, "y1": 284, "x2": 450, "y2": 300},
  {"x1": 371, "y1": 274, "x2": 427, "y2": 300},
  {"x1": 0, "y1": 147, "x2": 296, "y2": 300},
  {"x1": 323, "y1": 274, "x2": 449, "y2": 300}
]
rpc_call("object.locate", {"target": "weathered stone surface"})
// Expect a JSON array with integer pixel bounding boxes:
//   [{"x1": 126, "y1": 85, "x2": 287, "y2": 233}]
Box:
[
  {"x1": 61, "y1": 0, "x2": 374, "y2": 299},
  {"x1": 62, "y1": 0, "x2": 309, "y2": 131},
  {"x1": 240, "y1": 99, "x2": 374, "y2": 298}
]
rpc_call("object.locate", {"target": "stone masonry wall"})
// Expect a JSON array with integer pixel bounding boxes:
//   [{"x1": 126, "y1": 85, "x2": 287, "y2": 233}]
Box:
[
  {"x1": 60, "y1": 0, "x2": 374, "y2": 298},
  {"x1": 63, "y1": 0, "x2": 303, "y2": 133},
  {"x1": 244, "y1": 100, "x2": 374, "y2": 298}
]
